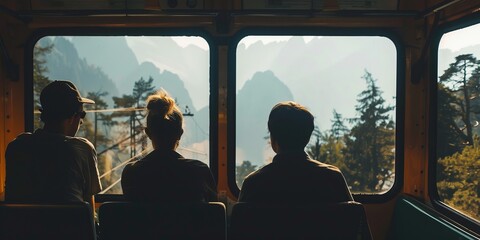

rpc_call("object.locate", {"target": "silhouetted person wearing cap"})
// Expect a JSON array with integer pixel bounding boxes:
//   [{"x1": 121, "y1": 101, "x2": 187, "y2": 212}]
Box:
[
  {"x1": 238, "y1": 101, "x2": 353, "y2": 203},
  {"x1": 5, "y1": 80, "x2": 102, "y2": 210}
]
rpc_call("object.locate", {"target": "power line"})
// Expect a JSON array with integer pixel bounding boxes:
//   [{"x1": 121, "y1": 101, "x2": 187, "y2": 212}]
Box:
[
  {"x1": 190, "y1": 116, "x2": 209, "y2": 136},
  {"x1": 34, "y1": 107, "x2": 146, "y2": 114},
  {"x1": 98, "y1": 148, "x2": 151, "y2": 179}
]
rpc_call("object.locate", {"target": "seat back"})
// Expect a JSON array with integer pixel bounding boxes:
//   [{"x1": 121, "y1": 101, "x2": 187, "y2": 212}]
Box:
[
  {"x1": 99, "y1": 201, "x2": 226, "y2": 240},
  {"x1": 0, "y1": 202, "x2": 96, "y2": 240},
  {"x1": 389, "y1": 195, "x2": 478, "y2": 240},
  {"x1": 230, "y1": 201, "x2": 372, "y2": 240}
]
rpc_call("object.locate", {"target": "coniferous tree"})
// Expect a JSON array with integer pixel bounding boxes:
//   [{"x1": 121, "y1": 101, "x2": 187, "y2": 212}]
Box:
[
  {"x1": 331, "y1": 110, "x2": 349, "y2": 139},
  {"x1": 437, "y1": 54, "x2": 480, "y2": 222},
  {"x1": 436, "y1": 83, "x2": 464, "y2": 159},
  {"x1": 131, "y1": 77, "x2": 156, "y2": 152},
  {"x1": 307, "y1": 110, "x2": 348, "y2": 162},
  {"x1": 85, "y1": 91, "x2": 109, "y2": 148},
  {"x1": 133, "y1": 76, "x2": 156, "y2": 108},
  {"x1": 307, "y1": 111, "x2": 352, "y2": 182},
  {"x1": 33, "y1": 43, "x2": 53, "y2": 128},
  {"x1": 344, "y1": 70, "x2": 395, "y2": 192},
  {"x1": 320, "y1": 111, "x2": 352, "y2": 177},
  {"x1": 82, "y1": 91, "x2": 124, "y2": 193},
  {"x1": 439, "y1": 54, "x2": 479, "y2": 146},
  {"x1": 111, "y1": 76, "x2": 156, "y2": 157},
  {"x1": 77, "y1": 91, "x2": 110, "y2": 156},
  {"x1": 307, "y1": 126, "x2": 322, "y2": 160},
  {"x1": 320, "y1": 134, "x2": 347, "y2": 167}
]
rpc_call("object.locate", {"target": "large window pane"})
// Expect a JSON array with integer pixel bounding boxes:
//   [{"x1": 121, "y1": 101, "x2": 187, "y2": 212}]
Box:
[
  {"x1": 236, "y1": 35, "x2": 397, "y2": 194},
  {"x1": 33, "y1": 36, "x2": 210, "y2": 194},
  {"x1": 437, "y1": 23, "x2": 480, "y2": 221}
]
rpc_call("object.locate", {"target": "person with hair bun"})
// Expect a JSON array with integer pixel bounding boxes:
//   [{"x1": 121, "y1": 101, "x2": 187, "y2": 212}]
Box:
[{"x1": 121, "y1": 90, "x2": 217, "y2": 202}]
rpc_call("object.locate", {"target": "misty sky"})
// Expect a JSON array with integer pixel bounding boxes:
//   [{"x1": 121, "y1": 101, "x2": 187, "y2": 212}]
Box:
[
  {"x1": 124, "y1": 21, "x2": 480, "y2": 114},
  {"x1": 64, "y1": 23, "x2": 480, "y2": 166},
  {"x1": 439, "y1": 23, "x2": 480, "y2": 51},
  {"x1": 46, "y1": 22, "x2": 480, "y2": 171}
]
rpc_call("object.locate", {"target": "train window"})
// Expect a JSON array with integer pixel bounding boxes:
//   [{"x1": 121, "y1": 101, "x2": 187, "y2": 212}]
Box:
[
  {"x1": 235, "y1": 35, "x2": 398, "y2": 195},
  {"x1": 33, "y1": 36, "x2": 210, "y2": 194},
  {"x1": 436, "y1": 22, "x2": 480, "y2": 222}
]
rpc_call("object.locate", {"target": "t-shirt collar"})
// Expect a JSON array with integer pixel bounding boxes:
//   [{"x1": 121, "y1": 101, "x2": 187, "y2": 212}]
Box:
[
  {"x1": 150, "y1": 148, "x2": 185, "y2": 160},
  {"x1": 272, "y1": 151, "x2": 310, "y2": 163}
]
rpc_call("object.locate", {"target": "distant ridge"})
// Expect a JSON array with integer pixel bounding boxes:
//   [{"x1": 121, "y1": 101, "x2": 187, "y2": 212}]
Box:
[
  {"x1": 236, "y1": 70, "x2": 294, "y2": 164},
  {"x1": 39, "y1": 37, "x2": 120, "y2": 104}
]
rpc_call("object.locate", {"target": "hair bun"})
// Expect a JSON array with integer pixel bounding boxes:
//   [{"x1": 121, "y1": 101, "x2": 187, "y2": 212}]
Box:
[{"x1": 146, "y1": 90, "x2": 175, "y2": 119}]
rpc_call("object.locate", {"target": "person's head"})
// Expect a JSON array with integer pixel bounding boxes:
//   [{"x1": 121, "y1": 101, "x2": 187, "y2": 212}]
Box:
[
  {"x1": 145, "y1": 90, "x2": 184, "y2": 150},
  {"x1": 268, "y1": 101, "x2": 314, "y2": 152},
  {"x1": 39, "y1": 80, "x2": 94, "y2": 136}
]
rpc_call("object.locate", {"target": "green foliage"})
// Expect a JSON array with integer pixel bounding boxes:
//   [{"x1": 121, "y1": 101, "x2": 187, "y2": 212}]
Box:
[
  {"x1": 133, "y1": 77, "x2": 156, "y2": 105},
  {"x1": 437, "y1": 53, "x2": 480, "y2": 222},
  {"x1": 307, "y1": 126, "x2": 322, "y2": 160},
  {"x1": 437, "y1": 137, "x2": 480, "y2": 221},
  {"x1": 33, "y1": 43, "x2": 53, "y2": 129},
  {"x1": 110, "y1": 76, "x2": 156, "y2": 156},
  {"x1": 308, "y1": 113, "x2": 350, "y2": 174},
  {"x1": 306, "y1": 70, "x2": 395, "y2": 193},
  {"x1": 83, "y1": 91, "x2": 110, "y2": 148},
  {"x1": 331, "y1": 110, "x2": 348, "y2": 139},
  {"x1": 78, "y1": 91, "x2": 110, "y2": 147},
  {"x1": 437, "y1": 83, "x2": 464, "y2": 158},
  {"x1": 236, "y1": 160, "x2": 257, "y2": 188},
  {"x1": 343, "y1": 70, "x2": 395, "y2": 192},
  {"x1": 33, "y1": 44, "x2": 53, "y2": 94},
  {"x1": 320, "y1": 133, "x2": 351, "y2": 173},
  {"x1": 439, "y1": 54, "x2": 480, "y2": 146}
]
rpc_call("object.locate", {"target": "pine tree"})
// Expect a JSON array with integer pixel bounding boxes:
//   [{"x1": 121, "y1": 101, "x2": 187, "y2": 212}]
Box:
[
  {"x1": 111, "y1": 76, "x2": 156, "y2": 157},
  {"x1": 307, "y1": 126, "x2": 322, "y2": 160},
  {"x1": 85, "y1": 91, "x2": 109, "y2": 148},
  {"x1": 33, "y1": 43, "x2": 53, "y2": 128},
  {"x1": 439, "y1": 54, "x2": 480, "y2": 146},
  {"x1": 437, "y1": 54, "x2": 480, "y2": 222},
  {"x1": 331, "y1": 110, "x2": 348, "y2": 139},
  {"x1": 322, "y1": 111, "x2": 352, "y2": 176},
  {"x1": 436, "y1": 83, "x2": 464, "y2": 159},
  {"x1": 344, "y1": 70, "x2": 395, "y2": 192},
  {"x1": 307, "y1": 111, "x2": 353, "y2": 182}
]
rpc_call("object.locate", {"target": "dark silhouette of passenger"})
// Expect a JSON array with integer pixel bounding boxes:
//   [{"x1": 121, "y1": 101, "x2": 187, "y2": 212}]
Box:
[
  {"x1": 5, "y1": 80, "x2": 102, "y2": 209},
  {"x1": 121, "y1": 90, "x2": 217, "y2": 202},
  {"x1": 239, "y1": 101, "x2": 353, "y2": 203}
]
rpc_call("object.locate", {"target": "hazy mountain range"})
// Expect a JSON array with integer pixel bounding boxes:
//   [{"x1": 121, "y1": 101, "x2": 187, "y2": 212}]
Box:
[
  {"x1": 37, "y1": 35, "x2": 480, "y2": 166},
  {"x1": 39, "y1": 37, "x2": 120, "y2": 100}
]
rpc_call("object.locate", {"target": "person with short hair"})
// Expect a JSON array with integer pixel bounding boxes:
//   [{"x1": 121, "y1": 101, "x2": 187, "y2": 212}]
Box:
[
  {"x1": 238, "y1": 101, "x2": 353, "y2": 203},
  {"x1": 5, "y1": 80, "x2": 102, "y2": 209},
  {"x1": 121, "y1": 90, "x2": 217, "y2": 202}
]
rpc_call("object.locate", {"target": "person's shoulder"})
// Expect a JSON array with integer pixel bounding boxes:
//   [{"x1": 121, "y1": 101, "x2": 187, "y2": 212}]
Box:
[
  {"x1": 183, "y1": 158, "x2": 209, "y2": 168},
  {"x1": 15, "y1": 132, "x2": 33, "y2": 139},
  {"x1": 124, "y1": 159, "x2": 143, "y2": 169},
  {"x1": 10, "y1": 132, "x2": 33, "y2": 142},
  {"x1": 243, "y1": 163, "x2": 273, "y2": 182},
  {"x1": 309, "y1": 159, "x2": 343, "y2": 173},
  {"x1": 180, "y1": 159, "x2": 214, "y2": 174},
  {"x1": 6, "y1": 132, "x2": 33, "y2": 150},
  {"x1": 122, "y1": 159, "x2": 141, "y2": 175},
  {"x1": 65, "y1": 136, "x2": 95, "y2": 149}
]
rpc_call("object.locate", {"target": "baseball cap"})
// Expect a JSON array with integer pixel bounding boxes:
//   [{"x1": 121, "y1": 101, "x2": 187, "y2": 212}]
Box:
[{"x1": 40, "y1": 80, "x2": 95, "y2": 115}]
